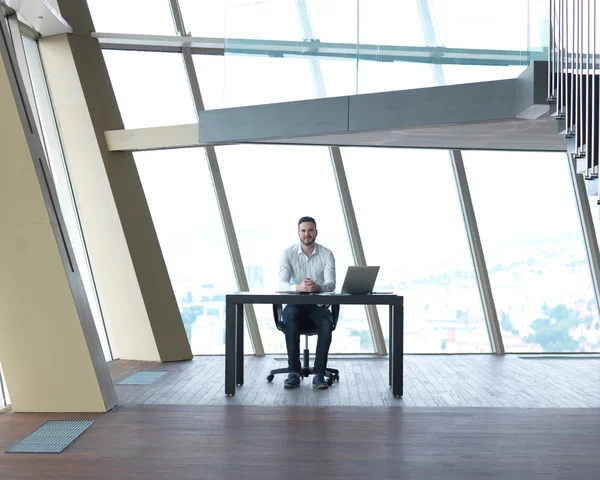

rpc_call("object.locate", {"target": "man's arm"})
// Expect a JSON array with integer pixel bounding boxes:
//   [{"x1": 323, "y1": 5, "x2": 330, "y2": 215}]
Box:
[
  {"x1": 318, "y1": 251, "x2": 336, "y2": 293},
  {"x1": 278, "y1": 250, "x2": 295, "y2": 291}
]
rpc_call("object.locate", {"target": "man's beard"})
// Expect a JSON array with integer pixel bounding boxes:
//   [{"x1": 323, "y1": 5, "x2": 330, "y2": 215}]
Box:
[{"x1": 301, "y1": 237, "x2": 315, "y2": 246}]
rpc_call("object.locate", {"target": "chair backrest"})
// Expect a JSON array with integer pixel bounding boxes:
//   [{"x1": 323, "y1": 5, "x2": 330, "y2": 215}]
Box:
[{"x1": 273, "y1": 304, "x2": 340, "y2": 334}]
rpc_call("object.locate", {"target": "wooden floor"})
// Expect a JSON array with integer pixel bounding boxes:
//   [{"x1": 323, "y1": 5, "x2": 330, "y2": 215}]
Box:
[
  {"x1": 109, "y1": 354, "x2": 600, "y2": 407},
  {"x1": 0, "y1": 404, "x2": 599, "y2": 479},
  {"x1": 1, "y1": 355, "x2": 600, "y2": 479}
]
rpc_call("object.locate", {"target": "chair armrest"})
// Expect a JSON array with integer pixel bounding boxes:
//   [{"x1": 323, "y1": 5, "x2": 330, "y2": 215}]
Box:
[
  {"x1": 272, "y1": 304, "x2": 285, "y2": 332},
  {"x1": 332, "y1": 304, "x2": 340, "y2": 331},
  {"x1": 273, "y1": 303, "x2": 339, "y2": 331}
]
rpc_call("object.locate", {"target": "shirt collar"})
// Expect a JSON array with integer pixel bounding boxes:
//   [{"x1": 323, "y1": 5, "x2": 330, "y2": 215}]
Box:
[{"x1": 297, "y1": 242, "x2": 318, "y2": 257}]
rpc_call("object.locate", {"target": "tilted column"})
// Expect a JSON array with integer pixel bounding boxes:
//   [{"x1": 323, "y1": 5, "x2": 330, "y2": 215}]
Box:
[
  {"x1": 38, "y1": 0, "x2": 192, "y2": 362},
  {"x1": 0, "y1": 14, "x2": 117, "y2": 412}
]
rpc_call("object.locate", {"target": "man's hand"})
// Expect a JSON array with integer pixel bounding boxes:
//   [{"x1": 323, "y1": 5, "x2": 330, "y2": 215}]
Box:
[{"x1": 296, "y1": 278, "x2": 321, "y2": 292}]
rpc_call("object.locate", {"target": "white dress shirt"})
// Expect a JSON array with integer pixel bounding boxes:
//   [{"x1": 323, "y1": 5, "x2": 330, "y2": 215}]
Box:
[{"x1": 279, "y1": 243, "x2": 336, "y2": 292}]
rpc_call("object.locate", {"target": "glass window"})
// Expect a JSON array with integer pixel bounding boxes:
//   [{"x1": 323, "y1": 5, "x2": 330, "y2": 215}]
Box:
[
  {"x1": 529, "y1": 0, "x2": 550, "y2": 51},
  {"x1": 196, "y1": 54, "x2": 315, "y2": 110},
  {"x1": 134, "y1": 148, "x2": 243, "y2": 354},
  {"x1": 304, "y1": 0, "x2": 358, "y2": 44},
  {"x1": 224, "y1": 0, "x2": 302, "y2": 41},
  {"x1": 180, "y1": 0, "x2": 300, "y2": 39},
  {"x1": 193, "y1": 55, "x2": 225, "y2": 110},
  {"x1": 463, "y1": 151, "x2": 600, "y2": 352},
  {"x1": 21, "y1": 36, "x2": 113, "y2": 360},
  {"x1": 224, "y1": 55, "x2": 315, "y2": 107},
  {"x1": 343, "y1": 147, "x2": 490, "y2": 353},
  {"x1": 86, "y1": 0, "x2": 176, "y2": 35},
  {"x1": 358, "y1": 0, "x2": 423, "y2": 47},
  {"x1": 219, "y1": 1, "x2": 319, "y2": 106},
  {"x1": 218, "y1": 144, "x2": 372, "y2": 353},
  {"x1": 429, "y1": 1, "x2": 531, "y2": 86},
  {"x1": 325, "y1": 1, "x2": 431, "y2": 96},
  {"x1": 429, "y1": 0, "x2": 529, "y2": 51},
  {"x1": 103, "y1": 51, "x2": 196, "y2": 129}
]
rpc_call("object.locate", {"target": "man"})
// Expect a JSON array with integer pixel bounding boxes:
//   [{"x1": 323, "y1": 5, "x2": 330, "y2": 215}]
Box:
[{"x1": 278, "y1": 216, "x2": 336, "y2": 390}]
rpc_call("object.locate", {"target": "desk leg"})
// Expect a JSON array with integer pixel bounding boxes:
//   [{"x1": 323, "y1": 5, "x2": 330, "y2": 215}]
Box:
[
  {"x1": 391, "y1": 301, "x2": 404, "y2": 397},
  {"x1": 236, "y1": 304, "x2": 244, "y2": 386},
  {"x1": 389, "y1": 305, "x2": 392, "y2": 387},
  {"x1": 225, "y1": 303, "x2": 236, "y2": 395}
]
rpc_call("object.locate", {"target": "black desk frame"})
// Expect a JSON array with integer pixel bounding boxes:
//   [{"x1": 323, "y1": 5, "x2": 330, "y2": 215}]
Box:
[{"x1": 224, "y1": 293, "x2": 404, "y2": 397}]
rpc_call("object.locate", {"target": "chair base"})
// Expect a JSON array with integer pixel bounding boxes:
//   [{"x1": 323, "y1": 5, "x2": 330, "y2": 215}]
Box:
[
  {"x1": 268, "y1": 366, "x2": 339, "y2": 379},
  {"x1": 267, "y1": 348, "x2": 340, "y2": 384}
]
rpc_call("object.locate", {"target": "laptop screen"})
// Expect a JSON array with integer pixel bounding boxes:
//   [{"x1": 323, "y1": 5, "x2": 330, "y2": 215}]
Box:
[{"x1": 340, "y1": 266, "x2": 380, "y2": 294}]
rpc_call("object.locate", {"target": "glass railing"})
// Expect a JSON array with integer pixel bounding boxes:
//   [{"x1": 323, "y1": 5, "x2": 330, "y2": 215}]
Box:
[{"x1": 223, "y1": 0, "x2": 548, "y2": 107}]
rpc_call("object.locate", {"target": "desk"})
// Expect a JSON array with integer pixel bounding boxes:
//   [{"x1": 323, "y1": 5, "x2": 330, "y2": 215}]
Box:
[{"x1": 224, "y1": 293, "x2": 404, "y2": 397}]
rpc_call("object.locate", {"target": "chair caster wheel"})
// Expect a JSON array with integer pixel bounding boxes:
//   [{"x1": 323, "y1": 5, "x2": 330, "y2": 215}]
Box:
[
  {"x1": 333, "y1": 374, "x2": 340, "y2": 382},
  {"x1": 327, "y1": 378, "x2": 334, "y2": 386},
  {"x1": 266, "y1": 374, "x2": 274, "y2": 382}
]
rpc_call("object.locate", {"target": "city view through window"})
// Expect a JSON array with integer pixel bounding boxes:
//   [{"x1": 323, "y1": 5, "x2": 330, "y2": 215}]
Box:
[{"x1": 63, "y1": 0, "x2": 600, "y2": 355}]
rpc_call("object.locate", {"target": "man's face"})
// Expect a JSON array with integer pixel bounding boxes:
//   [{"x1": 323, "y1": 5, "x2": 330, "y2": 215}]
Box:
[{"x1": 298, "y1": 222, "x2": 317, "y2": 246}]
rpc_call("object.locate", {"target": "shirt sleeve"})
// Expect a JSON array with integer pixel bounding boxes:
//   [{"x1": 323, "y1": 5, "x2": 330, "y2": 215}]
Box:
[
  {"x1": 319, "y1": 251, "x2": 336, "y2": 293},
  {"x1": 278, "y1": 250, "x2": 295, "y2": 291}
]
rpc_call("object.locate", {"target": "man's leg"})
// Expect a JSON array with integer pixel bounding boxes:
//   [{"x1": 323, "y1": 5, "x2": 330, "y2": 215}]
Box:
[
  {"x1": 307, "y1": 305, "x2": 333, "y2": 375},
  {"x1": 282, "y1": 305, "x2": 303, "y2": 373}
]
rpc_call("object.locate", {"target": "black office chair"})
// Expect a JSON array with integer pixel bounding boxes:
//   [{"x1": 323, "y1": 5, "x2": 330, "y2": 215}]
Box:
[{"x1": 266, "y1": 304, "x2": 340, "y2": 386}]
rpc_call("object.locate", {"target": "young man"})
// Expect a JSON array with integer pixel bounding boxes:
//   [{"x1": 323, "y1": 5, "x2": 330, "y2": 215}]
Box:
[{"x1": 278, "y1": 216, "x2": 336, "y2": 389}]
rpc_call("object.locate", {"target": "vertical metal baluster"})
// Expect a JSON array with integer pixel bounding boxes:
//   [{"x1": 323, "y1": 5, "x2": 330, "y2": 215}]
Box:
[
  {"x1": 557, "y1": 0, "x2": 560, "y2": 99},
  {"x1": 564, "y1": 0, "x2": 568, "y2": 117},
  {"x1": 586, "y1": 0, "x2": 592, "y2": 177},
  {"x1": 556, "y1": 0, "x2": 561, "y2": 101},
  {"x1": 550, "y1": 0, "x2": 555, "y2": 99},
  {"x1": 557, "y1": 0, "x2": 561, "y2": 114},
  {"x1": 575, "y1": 0, "x2": 580, "y2": 146},
  {"x1": 566, "y1": 0, "x2": 571, "y2": 130},
  {"x1": 570, "y1": 0, "x2": 576, "y2": 134},
  {"x1": 592, "y1": 0, "x2": 597, "y2": 182},
  {"x1": 559, "y1": 0, "x2": 564, "y2": 117},
  {"x1": 580, "y1": 0, "x2": 584, "y2": 155},
  {"x1": 565, "y1": 0, "x2": 569, "y2": 118},
  {"x1": 563, "y1": 0, "x2": 568, "y2": 117},
  {"x1": 580, "y1": 0, "x2": 585, "y2": 155}
]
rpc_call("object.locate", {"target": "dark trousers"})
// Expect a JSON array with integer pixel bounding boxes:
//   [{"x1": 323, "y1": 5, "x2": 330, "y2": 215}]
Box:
[{"x1": 282, "y1": 304, "x2": 333, "y2": 375}]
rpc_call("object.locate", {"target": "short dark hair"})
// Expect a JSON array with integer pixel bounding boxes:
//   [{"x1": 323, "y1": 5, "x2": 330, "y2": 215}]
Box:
[{"x1": 298, "y1": 216, "x2": 317, "y2": 229}]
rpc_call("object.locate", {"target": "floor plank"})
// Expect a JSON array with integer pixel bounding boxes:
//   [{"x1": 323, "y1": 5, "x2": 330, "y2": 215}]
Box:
[
  {"x1": 107, "y1": 354, "x2": 600, "y2": 408},
  {"x1": 1, "y1": 405, "x2": 599, "y2": 480}
]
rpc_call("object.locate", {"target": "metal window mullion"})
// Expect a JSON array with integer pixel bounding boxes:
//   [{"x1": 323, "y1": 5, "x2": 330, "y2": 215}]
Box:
[
  {"x1": 450, "y1": 151, "x2": 504, "y2": 354},
  {"x1": 329, "y1": 147, "x2": 387, "y2": 355},
  {"x1": 416, "y1": 0, "x2": 444, "y2": 85},
  {"x1": 183, "y1": 48, "x2": 263, "y2": 356},
  {"x1": 418, "y1": 0, "x2": 502, "y2": 354},
  {"x1": 168, "y1": 0, "x2": 186, "y2": 36},
  {"x1": 170, "y1": 0, "x2": 264, "y2": 355},
  {"x1": 296, "y1": 0, "x2": 386, "y2": 355},
  {"x1": 567, "y1": 153, "x2": 600, "y2": 317}
]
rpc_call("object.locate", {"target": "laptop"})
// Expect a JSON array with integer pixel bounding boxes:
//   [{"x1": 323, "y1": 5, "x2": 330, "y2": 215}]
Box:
[{"x1": 340, "y1": 266, "x2": 380, "y2": 294}]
